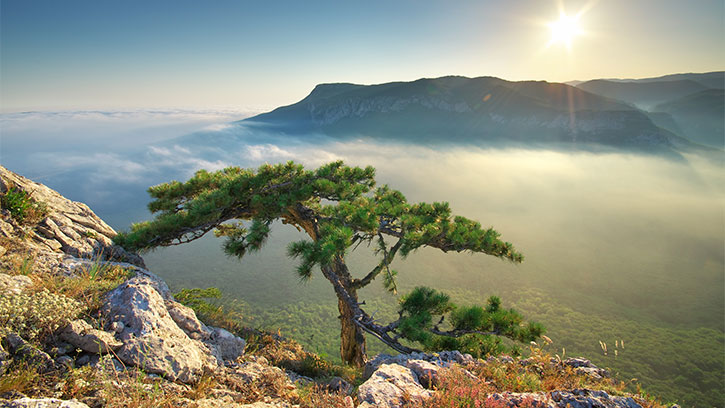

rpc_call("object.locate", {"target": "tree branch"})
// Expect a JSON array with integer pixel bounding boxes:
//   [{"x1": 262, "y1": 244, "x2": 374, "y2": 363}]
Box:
[{"x1": 351, "y1": 233, "x2": 403, "y2": 289}]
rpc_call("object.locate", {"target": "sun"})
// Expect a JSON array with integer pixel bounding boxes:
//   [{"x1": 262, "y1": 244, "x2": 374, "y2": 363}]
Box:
[{"x1": 548, "y1": 12, "x2": 582, "y2": 48}]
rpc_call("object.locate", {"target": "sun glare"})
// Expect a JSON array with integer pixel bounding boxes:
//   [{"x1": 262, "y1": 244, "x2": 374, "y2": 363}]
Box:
[{"x1": 548, "y1": 12, "x2": 582, "y2": 48}]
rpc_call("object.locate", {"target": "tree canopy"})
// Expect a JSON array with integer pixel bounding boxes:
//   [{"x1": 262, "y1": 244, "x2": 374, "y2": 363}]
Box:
[{"x1": 115, "y1": 161, "x2": 542, "y2": 365}]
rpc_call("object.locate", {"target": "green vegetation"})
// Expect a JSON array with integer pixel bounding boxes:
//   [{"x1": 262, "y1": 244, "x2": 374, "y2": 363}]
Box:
[
  {"x1": 512, "y1": 288, "x2": 724, "y2": 408},
  {"x1": 116, "y1": 161, "x2": 541, "y2": 366},
  {"x1": 1, "y1": 186, "x2": 48, "y2": 225},
  {"x1": 174, "y1": 286, "x2": 246, "y2": 333}
]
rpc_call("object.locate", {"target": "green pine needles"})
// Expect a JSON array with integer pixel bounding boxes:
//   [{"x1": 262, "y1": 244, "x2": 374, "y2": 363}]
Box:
[{"x1": 115, "y1": 161, "x2": 541, "y2": 365}]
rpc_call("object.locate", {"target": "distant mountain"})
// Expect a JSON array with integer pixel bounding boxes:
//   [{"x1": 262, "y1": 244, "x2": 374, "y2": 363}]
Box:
[
  {"x1": 575, "y1": 79, "x2": 710, "y2": 109},
  {"x1": 597, "y1": 71, "x2": 725, "y2": 89},
  {"x1": 244, "y1": 76, "x2": 710, "y2": 156},
  {"x1": 653, "y1": 89, "x2": 724, "y2": 148}
]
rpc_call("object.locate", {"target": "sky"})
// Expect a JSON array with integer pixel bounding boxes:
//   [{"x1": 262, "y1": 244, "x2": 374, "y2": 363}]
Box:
[{"x1": 1, "y1": 0, "x2": 723, "y2": 112}]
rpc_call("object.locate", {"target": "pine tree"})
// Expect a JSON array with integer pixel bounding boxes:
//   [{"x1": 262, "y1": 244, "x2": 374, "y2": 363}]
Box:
[{"x1": 115, "y1": 161, "x2": 543, "y2": 366}]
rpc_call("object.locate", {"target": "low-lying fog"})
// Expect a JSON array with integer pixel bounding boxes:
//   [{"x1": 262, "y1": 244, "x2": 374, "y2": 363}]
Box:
[{"x1": 2, "y1": 112, "x2": 723, "y2": 404}]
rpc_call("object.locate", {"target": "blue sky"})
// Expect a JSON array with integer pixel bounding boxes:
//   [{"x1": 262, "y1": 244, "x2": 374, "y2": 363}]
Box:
[{"x1": 1, "y1": 0, "x2": 723, "y2": 111}]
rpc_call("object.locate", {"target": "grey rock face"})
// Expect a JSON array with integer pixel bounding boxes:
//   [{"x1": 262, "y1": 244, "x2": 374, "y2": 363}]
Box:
[
  {"x1": 59, "y1": 320, "x2": 122, "y2": 354},
  {"x1": 357, "y1": 363, "x2": 433, "y2": 408}
]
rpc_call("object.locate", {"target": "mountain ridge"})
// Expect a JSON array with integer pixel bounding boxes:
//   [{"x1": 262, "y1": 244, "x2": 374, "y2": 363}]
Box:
[{"x1": 243, "y1": 75, "x2": 717, "y2": 157}]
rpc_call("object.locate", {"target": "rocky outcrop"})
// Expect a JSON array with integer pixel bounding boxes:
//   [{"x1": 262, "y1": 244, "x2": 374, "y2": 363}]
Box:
[
  {"x1": 0, "y1": 166, "x2": 246, "y2": 384},
  {"x1": 357, "y1": 363, "x2": 433, "y2": 408},
  {"x1": 101, "y1": 275, "x2": 244, "y2": 383},
  {"x1": 0, "y1": 165, "x2": 143, "y2": 268}
]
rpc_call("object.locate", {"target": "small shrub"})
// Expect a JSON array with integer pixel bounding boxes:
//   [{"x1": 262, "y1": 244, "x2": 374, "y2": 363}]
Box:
[
  {"x1": 36, "y1": 261, "x2": 134, "y2": 316},
  {"x1": 1, "y1": 186, "x2": 48, "y2": 225},
  {"x1": 0, "y1": 289, "x2": 82, "y2": 342},
  {"x1": 174, "y1": 287, "x2": 246, "y2": 333}
]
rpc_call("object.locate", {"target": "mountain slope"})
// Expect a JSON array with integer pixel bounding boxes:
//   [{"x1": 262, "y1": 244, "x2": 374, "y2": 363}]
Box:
[
  {"x1": 244, "y1": 76, "x2": 697, "y2": 155},
  {"x1": 653, "y1": 89, "x2": 725, "y2": 148},
  {"x1": 605, "y1": 71, "x2": 725, "y2": 89},
  {"x1": 575, "y1": 79, "x2": 709, "y2": 109}
]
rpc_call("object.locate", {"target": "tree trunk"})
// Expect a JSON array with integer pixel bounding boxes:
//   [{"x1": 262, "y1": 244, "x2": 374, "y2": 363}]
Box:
[{"x1": 338, "y1": 287, "x2": 367, "y2": 367}]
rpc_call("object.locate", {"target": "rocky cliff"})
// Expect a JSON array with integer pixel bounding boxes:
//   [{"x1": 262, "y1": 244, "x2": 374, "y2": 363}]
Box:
[{"x1": 0, "y1": 166, "x2": 670, "y2": 408}]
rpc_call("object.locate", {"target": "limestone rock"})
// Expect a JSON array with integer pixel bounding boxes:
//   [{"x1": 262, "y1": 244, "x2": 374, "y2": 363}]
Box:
[
  {"x1": 357, "y1": 363, "x2": 432, "y2": 408},
  {"x1": 0, "y1": 165, "x2": 144, "y2": 268},
  {"x1": 101, "y1": 276, "x2": 219, "y2": 383},
  {"x1": 167, "y1": 301, "x2": 210, "y2": 340},
  {"x1": 0, "y1": 274, "x2": 33, "y2": 295},
  {"x1": 59, "y1": 320, "x2": 122, "y2": 354},
  {"x1": 210, "y1": 327, "x2": 246, "y2": 361},
  {"x1": 0, "y1": 398, "x2": 90, "y2": 408}
]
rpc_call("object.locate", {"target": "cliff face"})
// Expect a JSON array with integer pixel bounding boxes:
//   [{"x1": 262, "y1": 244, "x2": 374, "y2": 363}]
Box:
[
  {"x1": 0, "y1": 166, "x2": 143, "y2": 271},
  {"x1": 0, "y1": 166, "x2": 667, "y2": 408}
]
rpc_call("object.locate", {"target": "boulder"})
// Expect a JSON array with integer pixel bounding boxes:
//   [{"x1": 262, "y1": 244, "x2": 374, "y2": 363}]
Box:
[
  {"x1": 0, "y1": 398, "x2": 90, "y2": 408},
  {"x1": 101, "y1": 276, "x2": 219, "y2": 383},
  {"x1": 357, "y1": 363, "x2": 432, "y2": 408},
  {"x1": 59, "y1": 320, "x2": 122, "y2": 354}
]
